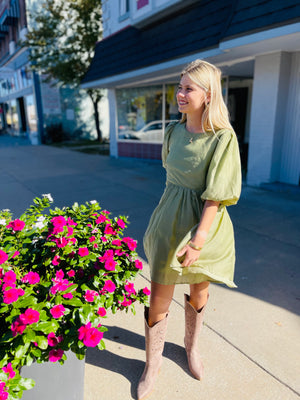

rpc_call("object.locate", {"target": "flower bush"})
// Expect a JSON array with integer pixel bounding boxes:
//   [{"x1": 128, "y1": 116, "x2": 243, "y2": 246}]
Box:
[{"x1": 0, "y1": 195, "x2": 150, "y2": 399}]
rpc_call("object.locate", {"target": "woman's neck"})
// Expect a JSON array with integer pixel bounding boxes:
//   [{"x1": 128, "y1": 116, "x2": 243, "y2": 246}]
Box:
[{"x1": 186, "y1": 114, "x2": 204, "y2": 134}]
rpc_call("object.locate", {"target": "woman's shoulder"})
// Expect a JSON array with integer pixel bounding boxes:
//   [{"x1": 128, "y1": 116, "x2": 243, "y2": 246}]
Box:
[
  {"x1": 215, "y1": 127, "x2": 235, "y2": 137},
  {"x1": 214, "y1": 128, "x2": 237, "y2": 142},
  {"x1": 166, "y1": 120, "x2": 180, "y2": 130}
]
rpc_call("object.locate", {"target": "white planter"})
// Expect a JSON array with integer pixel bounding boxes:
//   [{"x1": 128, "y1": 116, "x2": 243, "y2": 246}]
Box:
[{"x1": 21, "y1": 352, "x2": 85, "y2": 400}]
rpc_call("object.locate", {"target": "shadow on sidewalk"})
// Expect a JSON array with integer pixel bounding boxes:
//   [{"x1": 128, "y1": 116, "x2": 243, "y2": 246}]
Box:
[{"x1": 85, "y1": 325, "x2": 190, "y2": 399}]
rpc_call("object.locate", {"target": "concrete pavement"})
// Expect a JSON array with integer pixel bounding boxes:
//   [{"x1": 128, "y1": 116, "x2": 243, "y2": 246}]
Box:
[{"x1": 0, "y1": 136, "x2": 299, "y2": 400}]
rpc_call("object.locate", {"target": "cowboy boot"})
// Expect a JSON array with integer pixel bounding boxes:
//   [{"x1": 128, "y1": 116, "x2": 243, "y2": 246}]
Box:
[
  {"x1": 137, "y1": 308, "x2": 168, "y2": 400},
  {"x1": 184, "y1": 293, "x2": 208, "y2": 380}
]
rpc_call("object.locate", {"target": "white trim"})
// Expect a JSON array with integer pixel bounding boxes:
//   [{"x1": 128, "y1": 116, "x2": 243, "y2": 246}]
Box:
[
  {"x1": 220, "y1": 22, "x2": 300, "y2": 50},
  {"x1": 82, "y1": 48, "x2": 221, "y2": 89}
]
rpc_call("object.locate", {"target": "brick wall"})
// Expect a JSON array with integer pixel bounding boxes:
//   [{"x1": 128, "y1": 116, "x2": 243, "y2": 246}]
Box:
[{"x1": 118, "y1": 142, "x2": 162, "y2": 159}]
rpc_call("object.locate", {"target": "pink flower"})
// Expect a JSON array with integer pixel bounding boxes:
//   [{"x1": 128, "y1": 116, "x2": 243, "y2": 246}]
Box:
[
  {"x1": 22, "y1": 271, "x2": 40, "y2": 284},
  {"x1": 50, "y1": 277, "x2": 72, "y2": 295},
  {"x1": 78, "y1": 322, "x2": 103, "y2": 347},
  {"x1": 96, "y1": 214, "x2": 109, "y2": 224},
  {"x1": 122, "y1": 237, "x2": 137, "y2": 251},
  {"x1": 20, "y1": 308, "x2": 40, "y2": 325},
  {"x1": 2, "y1": 363, "x2": 15, "y2": 379},
  {"x1": 84, "y1": 290, "x2": 99, "y2": 302},
  {"x1": 3, "y1": 288, "x2": 19, "y2": 304},
  {"x1": 67, "y1": 270, "x2": 75, "y2": 277},
  {"x1": 51, "y1": 216, "x2": 67, "y2": 230},
  {"x1": 69, "y1": 237, "x2": 77, "y2": 245},
  {"x1": 119, "y1": 295, "x2": 132, "y2": 307},
  {"x1": 104, "y1": 258, "x2": 116, "y2": 271},
  {"x1": 56, "y1": 269, "x2": 64, "y2": 279},
  {"x1": 115, "y1": 249, "x2": 125, "y2": 256},
  {"x1": 112, "y1": 239, "x2": 122, "y2": 246},
  {"x1": 55, "y1": 237, "x2": 68, "y2": 248},
  {"x1": 8, "y1": 219, "x2": 25, "y2": 231},
  {"x1": 124, "y1": 282, "x2": 136, "y2": 295},
  {"x1": 97, "y1": 307, "x2": 107, "y2": 317},
  {"x1": 63, "y1": 292, "x2": 73, "y2": 299},
  {"x1": 11, "y1": 318, "x2": 26, "y2": 336},
  {"x1": 0, "y1": 387, "x2": 8, "y2": 400},
  {"x1": 117, "y1": 218, "x2": 125, "y2": 229},
  {"x1": 67, "y1": 217, "x2": 77, "y2": 226},
  {"x1": 89, "y1": 236, "x2": 96, "y2": 243},
  {"x1": 50, "y1": 304, "x2": 65, "y2": 319},
  {"x1": 98, "y1": 249, "x2": 114, "y2": 263},
  {"x1": 78, "y1": 322, "x2": 91, "y2": 340},
  {"x1": 3, "y1": 270, "x2": 16, "y2": 286},
  {"x1": 52, "y1": 255, "x2": 60, "y2": 265},
  {"x1": 0, "y1": 250, "x2": 8, "y2": 265},
  {"x1": 49, "y1": 348, "x2": 64, "y2": 362},
  {"x1": 103, "y1": 280, "x2": 116, "y2": 293},
  {"x1": 100, "y1": 236, "x2": 108, "y2": 242},
  {"x1": 78, "y1": 247, "x2": 89, "y2": 257},
  {"x1": 47, "y1": 332, "x2": 63, "y2": 347},
  {"x1": 143, "y1": 287, "x2": 151, "y2": 296},
  {"x1": 134, "y1": 259, "x2": 143, "y2": 270},
  {"x1": 104, "y1": 225, "x2": 116, "y2": 235},
  {"x1": 12, "y1": 251, "x2": 20, "y2": 259},
  {"x1": 67, "y1": 226, "x2": 74, "y2": 237}
]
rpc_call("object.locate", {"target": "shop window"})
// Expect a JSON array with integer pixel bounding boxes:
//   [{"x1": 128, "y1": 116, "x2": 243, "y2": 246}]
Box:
[
  {"x1": 165, "y1": 84, "x2": 181, "y2": 121},
  {"x1": 116, "y1": 85, "x2": 164, "y2": 143}
]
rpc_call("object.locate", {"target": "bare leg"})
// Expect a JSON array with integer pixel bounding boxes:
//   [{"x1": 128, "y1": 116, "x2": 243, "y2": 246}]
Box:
[
  {"x1": 189, "y1": 281, "x2": 209, "y2": 311},
  {"x1": 148, "y1": 281, "x2": 175, "y2": 327}
]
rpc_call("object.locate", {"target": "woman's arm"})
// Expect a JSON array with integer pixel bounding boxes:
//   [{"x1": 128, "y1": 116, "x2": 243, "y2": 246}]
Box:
[{"x1": 176, "y1": 200, "x2": 220, "y2": 267}]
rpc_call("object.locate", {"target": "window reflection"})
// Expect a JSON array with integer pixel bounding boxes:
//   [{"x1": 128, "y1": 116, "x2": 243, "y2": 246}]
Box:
[{"x1": 116, "y1": 84, "x2": 180, "y2": 143}]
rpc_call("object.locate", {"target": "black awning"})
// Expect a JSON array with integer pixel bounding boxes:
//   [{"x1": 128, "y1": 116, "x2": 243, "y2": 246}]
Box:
[{"x1": 82, "y1": 0, "x2": 300, "y2": 85}]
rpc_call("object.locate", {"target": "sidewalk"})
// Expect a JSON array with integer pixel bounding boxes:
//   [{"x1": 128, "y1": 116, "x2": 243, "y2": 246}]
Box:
[{"x1": 0, "y1": 139, "x2": 299, "y2": 400}]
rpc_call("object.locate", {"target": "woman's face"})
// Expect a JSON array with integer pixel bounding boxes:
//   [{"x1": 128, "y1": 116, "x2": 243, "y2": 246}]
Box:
[{"x1": 176, "y1": 74, "x2": 207, "y2": 117}]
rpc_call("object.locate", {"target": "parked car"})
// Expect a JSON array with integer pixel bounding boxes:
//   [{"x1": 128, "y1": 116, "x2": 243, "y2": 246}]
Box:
[{"x1": 119, "y1": 120, "x2": 177, "y2": 143}]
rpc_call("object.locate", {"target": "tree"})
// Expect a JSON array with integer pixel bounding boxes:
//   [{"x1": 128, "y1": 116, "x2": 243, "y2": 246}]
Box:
[{"x1": 23, "y1": 0, "x2": 103, "y2": 141}]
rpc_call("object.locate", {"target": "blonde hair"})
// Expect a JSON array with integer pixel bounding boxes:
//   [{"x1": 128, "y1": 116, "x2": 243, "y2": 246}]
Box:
[{"x1": 180, "y1": 59, "x2": 233, "y2": 133}]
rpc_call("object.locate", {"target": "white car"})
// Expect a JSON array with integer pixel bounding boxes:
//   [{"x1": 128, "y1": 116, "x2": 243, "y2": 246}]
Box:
[{"x1": 131, "y1": 120, "x2": 177, "y2": 143}]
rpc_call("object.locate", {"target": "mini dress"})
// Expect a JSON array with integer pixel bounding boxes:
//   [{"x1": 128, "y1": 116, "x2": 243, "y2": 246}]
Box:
[{"x1": 143, "y1": 121, "x2": 241, "y2": 287}]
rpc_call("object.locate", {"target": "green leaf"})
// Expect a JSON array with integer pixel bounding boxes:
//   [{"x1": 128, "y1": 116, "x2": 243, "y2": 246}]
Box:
[
  {"x1": 35, "y1": 320, "x2": 59, "y2": 334},
  {"x1": 62, "y1": 298, "x2": 83, "y2": 307},
  {"x1": 15, "y1": 341, "x2": 30, "y2": 358},
  {"x1": 31, "y1": 347, "x2": 42, "y2": 358},
  {"x1": 34, "y1": 334, "x2": 48, "y2": 349},
  {"x1": 97, "y1": 339, "x2": 106, "y2": 350},
  {"x1": 15, "y1": 295, "x2": 37, "y2": 308},
  {"x1": 11, "y1": 377, "x2": 35, "y2": 390}
]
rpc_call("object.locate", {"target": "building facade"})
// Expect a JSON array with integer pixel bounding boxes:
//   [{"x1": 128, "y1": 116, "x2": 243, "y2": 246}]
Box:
[
  {"x1": 82, "y1": 0, "x2": 300, "y2": 187},
  {"x1": 0, "y1": 0, "x2": 107, "y2": 144}
]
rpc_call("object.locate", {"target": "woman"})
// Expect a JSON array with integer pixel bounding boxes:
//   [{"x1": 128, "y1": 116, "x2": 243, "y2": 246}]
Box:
[{"x1": 137, "y1": 59, "x2": 241, "y2": 400}]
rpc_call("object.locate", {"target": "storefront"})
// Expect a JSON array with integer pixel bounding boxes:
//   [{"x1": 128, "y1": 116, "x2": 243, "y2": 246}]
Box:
[
  {"x1": 83, "y1": 0, "x2": 300, "y2": 186},
  {"x1": 0, "y1": 64, "x2": 37, "y2": 137}
]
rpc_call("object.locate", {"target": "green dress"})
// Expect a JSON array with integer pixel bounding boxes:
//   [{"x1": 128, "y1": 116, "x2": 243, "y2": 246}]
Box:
[{"x1": 143, "y1": 122, "x2": 241, "y2": 287}]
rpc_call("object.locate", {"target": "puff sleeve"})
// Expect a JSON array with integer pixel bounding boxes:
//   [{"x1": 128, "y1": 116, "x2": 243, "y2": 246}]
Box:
[{"x1": 201, "y1": 130, "x2": 242, "y2": 206}]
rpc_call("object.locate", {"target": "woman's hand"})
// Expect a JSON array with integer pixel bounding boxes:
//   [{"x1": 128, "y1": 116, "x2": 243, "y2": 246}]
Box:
[{"x1": 176, "y1": 244, "x2": 201, "y2": 267}]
